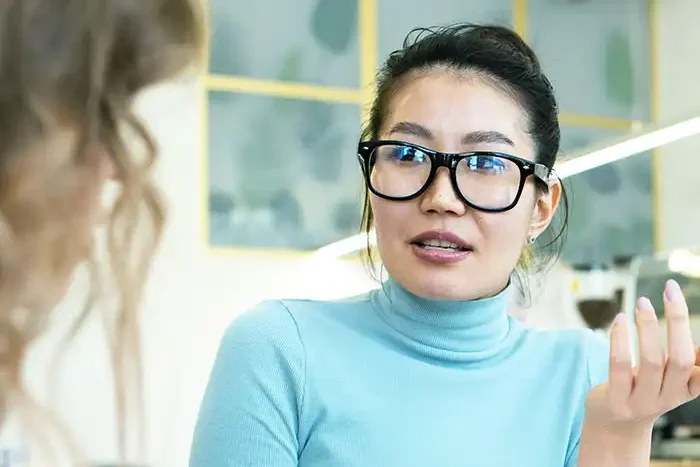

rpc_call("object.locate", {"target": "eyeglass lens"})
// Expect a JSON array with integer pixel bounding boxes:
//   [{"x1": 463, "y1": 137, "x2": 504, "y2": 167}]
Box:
[{"x1": 369, "y1": 143, "x2": 522, "y2": 209}]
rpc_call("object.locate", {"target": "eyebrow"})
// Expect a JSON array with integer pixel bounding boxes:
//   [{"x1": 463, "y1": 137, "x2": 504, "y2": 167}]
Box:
[{"x1": 388, "y1": 121, "x2": 515, "y2": 147}]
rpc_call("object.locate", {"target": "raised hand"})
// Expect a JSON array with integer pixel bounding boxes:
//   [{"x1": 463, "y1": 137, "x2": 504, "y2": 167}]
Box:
[
  {"x1": 587, "y1": 279, "x2": 700, "y2": 427},
  {"x1": 578, "y1": 279, "x2": 700, "y2": 466}
]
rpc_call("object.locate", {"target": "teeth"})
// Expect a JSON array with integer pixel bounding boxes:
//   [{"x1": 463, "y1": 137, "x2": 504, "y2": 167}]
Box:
[{"x1": 422, "y1": 239, "x2": 461, "y2": 249}]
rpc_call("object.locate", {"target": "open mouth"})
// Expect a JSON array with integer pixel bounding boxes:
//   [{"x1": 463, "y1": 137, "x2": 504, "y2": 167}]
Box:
[
  {"x1": 408, "y1": 230, "x2": 474, "y2": 261},
  {"x1": 412, "y1": 239, "x2": 471, "y2": 252}
]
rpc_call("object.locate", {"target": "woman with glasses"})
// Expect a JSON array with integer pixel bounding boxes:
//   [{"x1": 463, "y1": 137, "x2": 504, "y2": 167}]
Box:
[{"x1": 191, "y1": 24, "x2": 700, "y2": 467}]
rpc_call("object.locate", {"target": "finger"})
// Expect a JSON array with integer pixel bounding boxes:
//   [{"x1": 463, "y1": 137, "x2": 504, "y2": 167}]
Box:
[
  {"x1": 689, "y1": 366, "x2": 700, "y2": 399},
  {"x1": 688, "y1": 348, "x2": 700, "y2": 398},
  {"x1": 630, "y1": 297, "x2": 665, "y2": 406},
  {"x1": 608, "y1": 312, "x2": 633, "y2": 407},
  {"x1": 661, "y1": 280, "x2": 695, "y2": 403}
]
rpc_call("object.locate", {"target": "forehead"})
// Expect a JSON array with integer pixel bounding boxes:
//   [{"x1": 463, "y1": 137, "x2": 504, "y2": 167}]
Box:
[{"x1": 383, "y1": 70, "x2": 534, "y2": 156}]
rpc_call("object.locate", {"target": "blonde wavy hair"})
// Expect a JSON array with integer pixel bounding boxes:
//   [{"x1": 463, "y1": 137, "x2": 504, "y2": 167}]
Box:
[{"x1": 0, "y1": 0, "x2": 203, "y2": 463}]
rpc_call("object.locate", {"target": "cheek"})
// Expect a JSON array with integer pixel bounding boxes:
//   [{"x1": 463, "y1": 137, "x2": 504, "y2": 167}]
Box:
[
  {"x1": 371, "y1": 197, "x2": 395, "y2": 245},
  {"x1": 476, "y1": 206, "x2": 531, "y2": 258},
  {"x1": 370, "y1": 196, "x2": 413, "y2": 256}
]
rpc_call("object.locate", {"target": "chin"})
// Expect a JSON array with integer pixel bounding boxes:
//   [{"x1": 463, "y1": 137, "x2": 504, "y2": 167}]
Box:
[
  {"x1": 392, "y1": 256, "x2": 512, "y2": 301},
  {"x1": 393, "y1": 268, "x2": 482, "y2": 301}
]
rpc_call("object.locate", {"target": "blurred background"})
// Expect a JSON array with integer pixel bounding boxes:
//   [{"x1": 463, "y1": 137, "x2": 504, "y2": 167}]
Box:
[{"x1": 23, "y1": 0, "x2": 700, "y2": 465}]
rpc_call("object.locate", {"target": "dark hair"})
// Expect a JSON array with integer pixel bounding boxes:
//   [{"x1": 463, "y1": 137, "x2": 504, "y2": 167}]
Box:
[{"x1": 359, "y1": 23, "x2": 569, "y2": 302}]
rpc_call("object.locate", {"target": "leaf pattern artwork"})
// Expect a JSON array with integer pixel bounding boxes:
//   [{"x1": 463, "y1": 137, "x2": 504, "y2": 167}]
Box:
[
  {"x1": 310, "y1": 0, "x2": 357, "y2": 54},
  {"x1": 277, "y1": 49, "x2": 303, "y2": 82},
  {"x1": 273, "y1": 50, "x2": 305, "y2": 115},
  {"x1": 270, "y1": 189, "x2": 303, "y2": 229},
  {"x1": 208, "y1": 11, "x2": 246, "y2": 75},
  {"x1": 604, "y1": 30, "x2": 635, "y2": 111},
  {"x1": 583, "y1": 165, "x2": 622, "y2": 195},
  {"x1": 490, "y1": 10, "x2": 512, "y2": 28},
  {"x1": 297, "y1": 101, "x2": 344, "y2": 182},
  {"x1": 235, "y1": 109, "x2": 291, "y2": 208},
  {"x1": 209, "y1": 190, "x2": 235, "y2": 214},
  {"x1": 549, "y1": 0, "x2": 591, "y2": 4},
  {"x1": 203, "y1": 0, "x2": 654, "y2": 253},
  {"x1": 566, "y1": 179, "x2": 593, "y2": 225},
  {"x1": 332, "y1": 201, "x2": 360, "y2": 233},
  {"x1": 561, "y1": 136, "x2": 592, "y2": 155},
  {"x1": 628, "y1": 157, "x2": 653, "y2": 194}
]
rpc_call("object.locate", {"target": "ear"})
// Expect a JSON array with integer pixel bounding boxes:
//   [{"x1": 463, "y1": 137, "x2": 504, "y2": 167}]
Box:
[{"x1": 529, "y1": 180, "x2": 562, "y2": 239}]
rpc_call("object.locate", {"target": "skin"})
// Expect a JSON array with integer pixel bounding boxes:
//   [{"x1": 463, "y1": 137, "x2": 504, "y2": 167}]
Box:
[
  {"x1": 371, "y1": 68, "x2": 700, "y2": 465},
  {"x1": 7, "y1": 124, "x2": 115, "y2": 306},
  {"x1": 372, "y1": 70, "x2": 559, "y2": 301},
  {"x1": 579, "y1": 285, "x2": 700, "y2": 467}
]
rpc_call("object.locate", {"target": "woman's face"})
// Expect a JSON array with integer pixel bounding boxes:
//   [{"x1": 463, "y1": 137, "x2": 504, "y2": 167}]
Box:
[{"x1": 371, "y1": 70, "x2": 560, "y2": 300}]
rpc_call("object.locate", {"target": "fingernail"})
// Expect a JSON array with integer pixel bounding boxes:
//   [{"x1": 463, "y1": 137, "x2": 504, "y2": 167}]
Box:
[
  {"x1": 614, "y1": 312, "x2": 627, "y2": 326},
  {"x1": 665, "y1": 279, "x2": 683, "y2": 302},
  {"x1": 637, "y1": 296, "x2": 654, "y2": 313}
]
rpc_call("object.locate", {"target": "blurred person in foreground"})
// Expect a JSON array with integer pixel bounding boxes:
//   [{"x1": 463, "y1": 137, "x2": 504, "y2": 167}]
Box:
[{"x1": 0, "y1": 0, "x2": 203, "y2": 464}]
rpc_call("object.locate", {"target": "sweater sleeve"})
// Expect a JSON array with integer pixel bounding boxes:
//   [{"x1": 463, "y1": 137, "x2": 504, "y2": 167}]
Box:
[
  {"x1": 189, "y1": 300, "x2": 305, "y2": 467},
  {"x1": 564, "y1": 330, "x2": 610, "y2": 467}
]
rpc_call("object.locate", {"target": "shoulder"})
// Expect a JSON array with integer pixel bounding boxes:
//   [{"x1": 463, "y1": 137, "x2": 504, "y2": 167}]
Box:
[
  {"x1": 522, "y1": 325, "x2": 610, "y2": 387},
  {"x1": 221, "y1": 292, "x2": 375, "y2": 355},
  {"x1": 208, "y1": 300, "x2": 306, "y2": 384},
  {"x1": 222, "y1": 299, "x2": 301, "y2": 350},
  {"x1": 560, "y1": 328, "x2": 610, "y2": 387},
  {"x1": 279, "y1": 291, "x2": 373, "y2": 318},
  {"x1": 578, "y1": 328, "x2": 610, "y2": 387}
]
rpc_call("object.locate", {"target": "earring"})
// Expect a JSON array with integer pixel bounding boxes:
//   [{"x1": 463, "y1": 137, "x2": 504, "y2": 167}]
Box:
[{"x1": 528, "y1": 235, "x2": 536, "y2": 245}]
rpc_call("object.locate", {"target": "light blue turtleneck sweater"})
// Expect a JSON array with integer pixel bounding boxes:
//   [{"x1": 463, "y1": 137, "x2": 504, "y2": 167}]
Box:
[{"x1": 189, "y1": 279, "x2": 610, "y2": 467}]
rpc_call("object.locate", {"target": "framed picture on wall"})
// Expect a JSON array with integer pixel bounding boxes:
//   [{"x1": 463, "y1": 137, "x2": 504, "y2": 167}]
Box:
[
  {"x1": 202, "y1": 0, "x2": 656, "y2": 257},
  {"x1": 207, "y1": 91, "x2": 364, "y2": 251}
]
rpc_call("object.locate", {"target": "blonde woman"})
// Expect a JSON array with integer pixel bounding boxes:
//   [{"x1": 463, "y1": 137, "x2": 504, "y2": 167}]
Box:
[{"x1": 0, "y1": 0, "x2": 203, "y2": 464}]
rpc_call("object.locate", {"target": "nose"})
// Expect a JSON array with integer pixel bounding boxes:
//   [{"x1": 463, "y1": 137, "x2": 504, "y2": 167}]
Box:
[{"x1": 419, "y1": 167, "x2": 467, "y2": 216}]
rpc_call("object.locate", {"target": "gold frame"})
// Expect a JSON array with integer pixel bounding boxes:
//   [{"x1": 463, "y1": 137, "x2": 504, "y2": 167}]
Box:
[
  {"x1": 648, "y1": 0, "x2": 661, "y2": 253},
  {"x1": 200, "y1": 0, "x2": 653, "y2": 257},
  {"x1": 513, "y1": 0, "x2": 528, "y2": 42}
]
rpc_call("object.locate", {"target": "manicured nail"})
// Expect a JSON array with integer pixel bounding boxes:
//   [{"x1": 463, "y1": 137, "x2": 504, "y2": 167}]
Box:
[
  {"x1": 665, "y1": 279, "x2": 683, "y2": 302},
  {"x1": 614, "y1": 312, "x2": 627, "y2": 326},
  {"x1": 637, "y1": 296, "x2": 654, "y2": 313}
]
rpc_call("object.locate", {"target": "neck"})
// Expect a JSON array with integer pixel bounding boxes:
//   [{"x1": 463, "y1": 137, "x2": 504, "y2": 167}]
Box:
[{"x1": 371, "y1": 277, "x2": 520, "y2": 365}]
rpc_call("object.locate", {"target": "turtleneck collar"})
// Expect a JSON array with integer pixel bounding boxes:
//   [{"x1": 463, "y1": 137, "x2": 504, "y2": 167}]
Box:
[{"x1": 371, "y1": 277, "x2": 522, "y2": 366}]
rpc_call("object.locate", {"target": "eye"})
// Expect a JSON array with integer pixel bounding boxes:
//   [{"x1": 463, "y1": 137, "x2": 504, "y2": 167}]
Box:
[
  {"x1": 466, "y1": 155, "x2": 508, "y2": 174},
  {"x1": 388, "y1": 145, "x2": 426, "y2": 163},
  {"x1": 373, "y1": 144, "x2": 429, "y2": 165}
]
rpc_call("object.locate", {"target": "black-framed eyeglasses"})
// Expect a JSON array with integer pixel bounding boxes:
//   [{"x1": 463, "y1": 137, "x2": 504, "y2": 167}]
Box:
[{"x1": 357, "y1": 140, "x2": 552, "y2": 213}]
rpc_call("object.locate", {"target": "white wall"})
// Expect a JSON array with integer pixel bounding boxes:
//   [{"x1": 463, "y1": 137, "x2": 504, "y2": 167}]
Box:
[
  {"x1": 655, "y1": 0, "x2": 700, "y2": 252},
  {"x1": 653, "y1": 0, "x2": 700, "y2": 356},
  {"x1": 23, "y1": 77, "x2": 377, "y2": 466}
]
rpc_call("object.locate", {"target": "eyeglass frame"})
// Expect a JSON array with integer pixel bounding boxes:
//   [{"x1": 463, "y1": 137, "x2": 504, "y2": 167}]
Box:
[{"x1": 357, "y1": 140, "x2": 554, "y2": 213}]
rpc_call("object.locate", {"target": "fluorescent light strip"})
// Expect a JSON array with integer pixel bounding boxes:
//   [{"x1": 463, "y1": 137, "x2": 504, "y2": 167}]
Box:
[
  {"x1": 314, "y1": 229, "x2": 376, "y2": 260},
  {"x1": 314, "y1": 115, "x2": 700, "y2": 259},
  {"x1": 556, "y1": 116, "x2": 700, "y2": 178}
]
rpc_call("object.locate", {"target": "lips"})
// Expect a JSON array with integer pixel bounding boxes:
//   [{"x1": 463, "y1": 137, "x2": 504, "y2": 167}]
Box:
[{"x1": 409, "y1": 230, "x2": 473, "y2": 252}]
